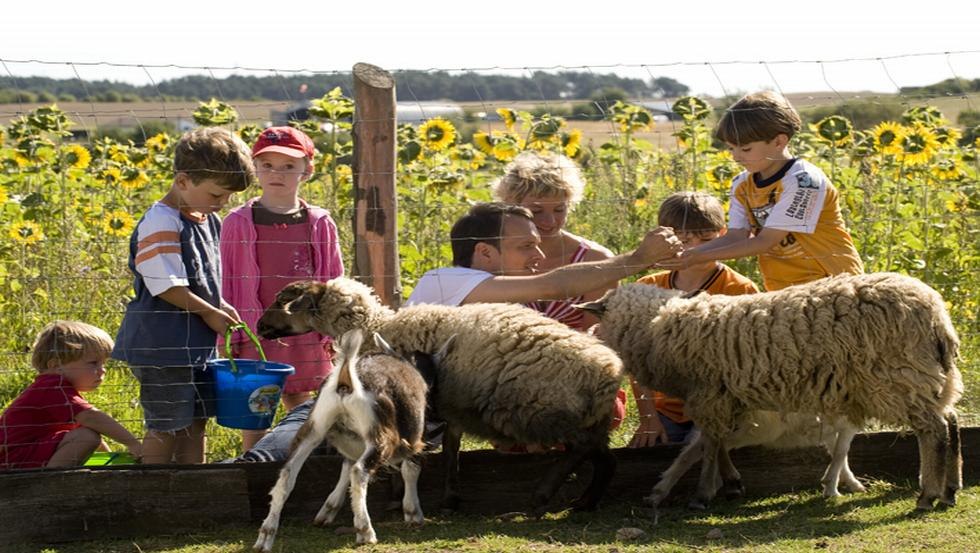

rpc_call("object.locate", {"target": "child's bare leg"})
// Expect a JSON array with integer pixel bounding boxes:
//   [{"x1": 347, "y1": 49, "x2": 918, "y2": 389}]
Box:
[
  {"x1": 46, "y1": 427, "x2": 103, "y2": 467},
  {"x1": 142, "y1": 430, "x2": 176, "y2": 464},
  {"x1": 174, "y1": 419, "x2": 208, "y2": 464}
]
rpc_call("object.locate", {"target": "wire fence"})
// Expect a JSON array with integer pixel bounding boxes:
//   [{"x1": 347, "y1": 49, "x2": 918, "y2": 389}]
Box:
[{"x1": 0, "y1": 53, "x2": 978, "y2": 466}]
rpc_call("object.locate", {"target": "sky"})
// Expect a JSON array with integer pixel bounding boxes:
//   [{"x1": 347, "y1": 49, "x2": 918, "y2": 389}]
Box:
[{"x1": 1, "y1": 0, "x2": 978, "y2": 98}]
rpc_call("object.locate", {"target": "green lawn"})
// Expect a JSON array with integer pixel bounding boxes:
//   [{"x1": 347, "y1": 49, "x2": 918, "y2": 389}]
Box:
[{"x1": 16, "y1": 481, "x2": 979, "y2": 553}]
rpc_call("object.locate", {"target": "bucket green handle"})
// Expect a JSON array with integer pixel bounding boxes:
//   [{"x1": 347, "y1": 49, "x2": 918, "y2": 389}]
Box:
[{"x1": 224, "y1": 323, "x2": 267, "y2": 373}]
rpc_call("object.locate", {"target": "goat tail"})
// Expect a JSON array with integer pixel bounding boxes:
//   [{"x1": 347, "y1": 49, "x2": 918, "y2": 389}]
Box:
[{"x1": 335, "y1": 329, "x2": 365, "y2": 395}]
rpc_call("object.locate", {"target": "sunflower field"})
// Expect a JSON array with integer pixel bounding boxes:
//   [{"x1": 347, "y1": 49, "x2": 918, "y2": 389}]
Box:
[{"x1": 1, "y1": 88, "x2": 978, "y2": 461}]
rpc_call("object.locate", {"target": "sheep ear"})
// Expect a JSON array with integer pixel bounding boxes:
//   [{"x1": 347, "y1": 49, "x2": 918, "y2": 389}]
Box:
[
  {"x1": 574, "y1": 298, "x2": 607, "y2": 316},
  {"x1": 433, "y1": 334, "x2": 456, "y2": 364},
  {"x1": 285, "y1": 290, "x2": 319, "y2": 315},
  {"x1": 373, "y1": 332, "x2": 398, "y2": 357},
  {"x1": 340, "y1": 328, "x2": 364, "y2": 354},
  {"x1": 681, "y1": 290, "x2": 704, "y2": 299}
]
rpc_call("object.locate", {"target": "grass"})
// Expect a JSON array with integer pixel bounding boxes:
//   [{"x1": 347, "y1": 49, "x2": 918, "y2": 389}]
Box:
[{"x1": 13, "y1": 482, "x2": 979, "y2": 552}]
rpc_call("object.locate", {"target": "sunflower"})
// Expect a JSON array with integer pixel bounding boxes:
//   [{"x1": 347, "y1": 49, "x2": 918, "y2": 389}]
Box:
[
  {"x1": 108, "y1": 144, "x2": 130, "y2": 163},
  {"x1": 100, "y1": 167, "x2": 123, "y2": 185},
  {"x1": 61, "y1": 144, "x2": 91, "y2": 170},
  {"x1": 418, "y1": 118, "x2": 456, "y2": 151},
  {"x1": 472, "y1": 132, "x2": 494, "y2": 155},
  {"x1": 121, "y1": 169, "x2": 150, "y2": 189},
  {"x1": 898, "y1": 124, "x2": 939, "y2": 166},
  {"x1": 496, "y1": 108, "x2": 517, "y2": 131},
  {"x1": 334, "y1": 164, "x2": 353, "y2": 187},
  {"x1": 10, "y1": 220, "x2": 44, "y2": 245},
  {"x1": 0, "y1": 186, "x2": 7, "y2": 205},
  {"x1": 871, "y1": 122, "x2": 904, "y2": 155},
  {"x1": 491, "y1": 135, "x2": 522, "y2": 162},
  {"x1": 932, "y1": 126, "x2": 962, "y2": 148},
  {"x1": 144, "y1": 133, "x2": 172, "y2": 153},
  {"x1": 561, "y1": 129, "x2": 583, "y2": 158},
  {"x1": 813, "y1": 116, "x2": 853, "y2": 147},
  {"x1": 102, "y1": 210, "x2": 136, "y2": 237},
  {"x1": 930, "y1": 158, "x2": 966, "y2": 181}
]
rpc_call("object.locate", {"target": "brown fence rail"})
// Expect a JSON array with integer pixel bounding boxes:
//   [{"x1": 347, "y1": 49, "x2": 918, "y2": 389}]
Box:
[{"x1": 1, "y1": 427, "x2": 976, "y2": 544}]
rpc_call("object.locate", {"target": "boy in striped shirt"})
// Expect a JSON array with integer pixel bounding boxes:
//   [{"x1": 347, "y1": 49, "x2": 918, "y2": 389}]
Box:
[{"x1": 112, "y1": 127, "x2": 254, "y2": 464}]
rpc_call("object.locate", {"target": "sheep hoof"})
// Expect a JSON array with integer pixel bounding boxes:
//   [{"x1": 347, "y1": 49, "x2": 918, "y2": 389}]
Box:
[
  {"x1": 939, "y1": 487, "x2": 957, "y2": 507},
  {"x1": 722, "y1": 480, "x2": 745, "y2": 499},
  {"x1": 844, "y1": 480, "x2": 867, "y2": 494},
  {"x1": 915, "y1": 494, "x2": 936, "y2": 511},
  {"x1": 355, "y1": 527, "x2": 378, "y2": 544},
  {"x1": 643, "y1": 490, "x2": 667, "y2": 508},
  {"x1": 687, "y1": 497, "x2": 709, "y2": 511},
  {"x1": 253, "y1": 527, "x2": 275, "y2": 553}
]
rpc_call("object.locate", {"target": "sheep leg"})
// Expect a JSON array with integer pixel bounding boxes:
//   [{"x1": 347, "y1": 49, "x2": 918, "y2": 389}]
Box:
[
  {"x1": 690, "y1": 435, "x2": 722, "y2": 510},
  {"x1": 530, "y1": 446, "x2": 592, "y2": 516},
  {"x1": 717, "y1": 444, "x2": 744, "y2": 499},
  {"x1": 940, "y1": 410, "x2": 962, "y2": 507},
  {"x1": 253, "y1": 419, "x2": 331, "y2": 553},
  {"x1": 441, "y1": 424, "x2": 463, "y2": 512},
  {"x1": 350, "y1": 445, "x2": 382, "y2": 544},
  {"x1": 821, "y1": 424, "x2": 860, "y2": 497},
  {"x1": 569, "y1": 444, "x2": 617, "y2": 512},
  {"x1": 400, "y1": 458, "x2": 425, "y2": 524},
  {"x1": 313, "y1": 459, "x2": 351, "y2": 526},
  {"x1": 913, "y1": 414, "x2": 949, "y2": 511},
  {"x1": 645, "y1": 430, "x2": 705, "y2": 509}
]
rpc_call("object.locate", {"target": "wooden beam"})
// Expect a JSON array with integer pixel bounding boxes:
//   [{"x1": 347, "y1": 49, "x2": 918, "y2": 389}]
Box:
[
  {"x1": 2, "y1": 428, "x2": 977, "y2": 544},
  {"x1": 351, "y1": 62, "x2": 400, "y2": 308}
]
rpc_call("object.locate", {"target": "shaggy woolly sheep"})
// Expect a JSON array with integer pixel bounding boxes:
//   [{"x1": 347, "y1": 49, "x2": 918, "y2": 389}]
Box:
[
  {"x1": 580, "y1": 272, "x2": 962, "y2": 512},
  {"x1": 256, "y1": 277, "x2": 624, "y2": 513},
  {"x1": 254, "y1": 329, "x2": 429, "y2": 551}
]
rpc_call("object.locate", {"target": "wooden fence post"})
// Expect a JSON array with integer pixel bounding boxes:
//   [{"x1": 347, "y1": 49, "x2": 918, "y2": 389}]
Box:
[{"x1": 351, "y1": 62, "x2": 400, "y2": 307}]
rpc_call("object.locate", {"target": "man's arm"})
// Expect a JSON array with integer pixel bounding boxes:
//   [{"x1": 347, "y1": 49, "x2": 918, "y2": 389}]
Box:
[
  {"x1": 462, "y1": 227, "x2": 681, "y2": 304},
  {"x1": 157, "y1": 286, "x2": 241, "y2": 334}
]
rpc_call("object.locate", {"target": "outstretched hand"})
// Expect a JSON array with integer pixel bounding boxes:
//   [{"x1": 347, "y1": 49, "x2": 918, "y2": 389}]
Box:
[{"x1": 633, "y1": 227, "x2": 684, "y2": 267}]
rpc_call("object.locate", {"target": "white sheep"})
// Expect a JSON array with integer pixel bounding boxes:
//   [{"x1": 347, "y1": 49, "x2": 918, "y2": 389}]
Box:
[
  {"x1": 580, "y1": 272, "x2": 963, "y2": 512},
  {"x1": 253, "y1": 329, "x2": 428, "y2": 551},
  {"x1": 256, "y1": 277, "x2": 624, "y2": 514}
]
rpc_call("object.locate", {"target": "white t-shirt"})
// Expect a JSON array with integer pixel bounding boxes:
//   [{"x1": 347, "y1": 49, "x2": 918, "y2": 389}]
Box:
[{"x1": 406, "y1": 267, "x2": 493, "y2": 307}]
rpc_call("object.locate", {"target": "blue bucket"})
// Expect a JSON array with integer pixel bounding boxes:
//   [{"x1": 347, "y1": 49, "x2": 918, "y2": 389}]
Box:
[{"x1": 208, "y1": 324, "x2": 294, "y2": 430}]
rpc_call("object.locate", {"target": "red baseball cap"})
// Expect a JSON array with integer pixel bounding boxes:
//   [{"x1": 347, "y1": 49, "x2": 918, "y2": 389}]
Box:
[{"x1": 251, "y1": 126, "x2": 316, "y2": 161}]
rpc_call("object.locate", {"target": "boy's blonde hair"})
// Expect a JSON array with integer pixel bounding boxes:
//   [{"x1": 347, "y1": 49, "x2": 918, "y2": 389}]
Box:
[
  {"x1": 658, "y1": 191, "x2": 726, "y2": 233},
  {"x1": 174, "y1": 127, "x2": 255, "y2": 191},
  {"x1": 31, "y1": 320, "x2": 114, "y2": 371},
  {"x1": 491, "y1": 151, "x2": 585, "y2": 207},
  {"x1": 714, "y1": 91, "x2": 802, "y2": 145}
]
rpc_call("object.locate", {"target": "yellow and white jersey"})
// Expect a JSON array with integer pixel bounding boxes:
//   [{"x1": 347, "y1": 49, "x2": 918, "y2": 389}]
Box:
[{"x1": 728, "y1": 159, "x2": 863, "y2": 290}]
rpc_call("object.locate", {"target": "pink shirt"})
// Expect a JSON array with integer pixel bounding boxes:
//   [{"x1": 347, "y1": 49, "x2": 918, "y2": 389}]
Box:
[{"x1": 220, "y1": 198, "x2": 344, "y2": 393}]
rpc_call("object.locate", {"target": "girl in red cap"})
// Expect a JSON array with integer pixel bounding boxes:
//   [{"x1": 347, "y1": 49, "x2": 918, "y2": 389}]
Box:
[{"x1": 220, "y1": 126, "x2": 345, "y2": 450}]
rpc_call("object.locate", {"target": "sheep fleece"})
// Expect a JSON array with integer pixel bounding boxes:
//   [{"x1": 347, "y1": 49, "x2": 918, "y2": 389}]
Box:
[{"x1": 599, "y1": 272, "x2": 962, "y2": 433}]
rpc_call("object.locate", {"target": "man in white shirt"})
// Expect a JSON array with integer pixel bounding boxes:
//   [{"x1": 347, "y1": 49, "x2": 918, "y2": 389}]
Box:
[{"x1": 407, "y1": 202, "x2": 681, "y2": 306}]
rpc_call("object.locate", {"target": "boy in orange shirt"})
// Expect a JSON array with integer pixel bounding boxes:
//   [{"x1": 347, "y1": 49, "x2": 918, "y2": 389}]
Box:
[
  {"x1": 628, "y1": 192, "x2": 759, "y2": 447},
  {"x1": 660, "y1": 91, "x2": 863, "y2": 291}
]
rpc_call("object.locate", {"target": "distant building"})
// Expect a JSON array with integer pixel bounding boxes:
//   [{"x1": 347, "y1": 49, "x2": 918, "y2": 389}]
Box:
[{"x1": 271, "y1": 101, "x2": 464, "y2": 126}]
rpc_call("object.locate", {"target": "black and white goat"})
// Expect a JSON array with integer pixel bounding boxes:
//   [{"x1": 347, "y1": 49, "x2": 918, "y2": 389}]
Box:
[{"x1": 253, "y1": 329, "x2": 429, "y2": 551}]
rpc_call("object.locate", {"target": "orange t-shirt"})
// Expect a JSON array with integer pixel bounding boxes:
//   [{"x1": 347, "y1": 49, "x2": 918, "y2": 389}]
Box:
[
  {"x1": 729, "y1": 158, "x2": 864, "y2": 291},
  {"x1": 635, "y1": 264, "x2": 759, "y2": 423}
]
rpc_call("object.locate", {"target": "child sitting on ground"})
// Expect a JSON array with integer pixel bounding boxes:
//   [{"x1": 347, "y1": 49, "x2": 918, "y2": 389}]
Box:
[
  {"x1": 629, "y1": 192, "x2": 759, "y2": 447},
  {"x1": 0, "y1": 321, "x2": 142, "y2": 469}
]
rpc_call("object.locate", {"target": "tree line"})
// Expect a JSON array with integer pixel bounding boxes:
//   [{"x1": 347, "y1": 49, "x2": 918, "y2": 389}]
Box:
[{"x1": 0, "y1": 71, "x2": 691, "y2": 104}]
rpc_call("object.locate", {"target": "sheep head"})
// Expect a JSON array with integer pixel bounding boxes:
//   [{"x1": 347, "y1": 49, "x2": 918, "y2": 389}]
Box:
[
  {"x1": 576, "y1": 283, "x2": 686, "y2": 335},
  {"x1": 257, "y1": 278, "x2": 394, "y2": 340}
]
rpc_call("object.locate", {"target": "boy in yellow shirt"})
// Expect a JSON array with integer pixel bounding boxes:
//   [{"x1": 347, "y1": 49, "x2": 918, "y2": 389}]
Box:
[
  {"x1": 662, "y1": 91, "x2": 863, "y2": 291},
  {"x1": 629, "y1": 192, "x2": 758, "y2": 447}
]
